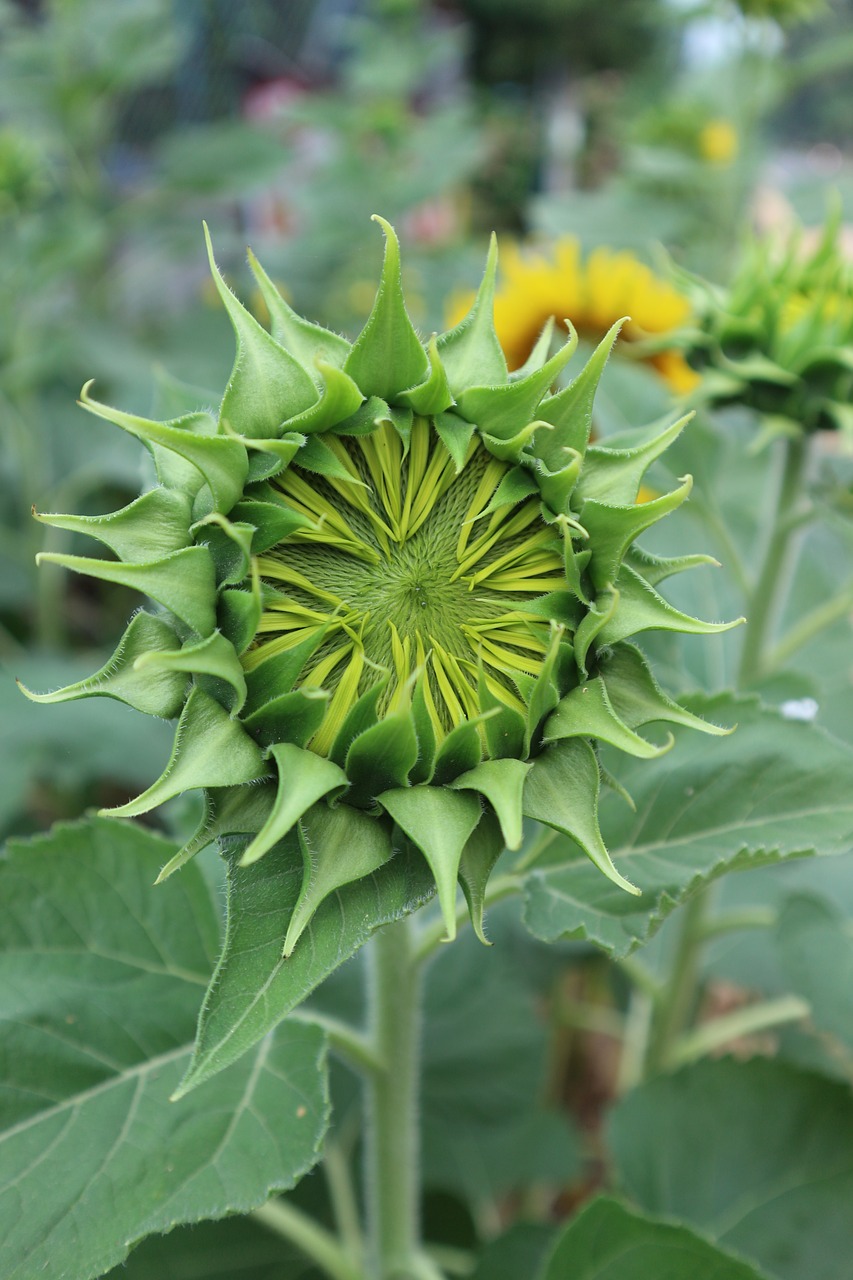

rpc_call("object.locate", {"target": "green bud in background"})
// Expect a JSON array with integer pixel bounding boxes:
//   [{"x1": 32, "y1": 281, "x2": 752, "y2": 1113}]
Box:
[
  {"x1": 25, "y1": 217, "x2": 738, "y2": 953},
  {"x1": 676, "y1": 206, "x2": 853, "y2": 442}
]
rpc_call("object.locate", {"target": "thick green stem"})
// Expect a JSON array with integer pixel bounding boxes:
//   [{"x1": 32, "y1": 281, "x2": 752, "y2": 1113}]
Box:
[
  {"x1": 645, "y1": 889, "x2": 710, "y2": 1075},
  {"x1": 364, "y1": 916, "x2": 423, "y2": 1279},
  {"x1": 738, "y1": 433, "x2": 809, "y2": 687}
]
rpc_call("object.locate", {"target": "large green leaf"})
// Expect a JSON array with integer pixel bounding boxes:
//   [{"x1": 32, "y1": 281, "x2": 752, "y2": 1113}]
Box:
[
  {"x1": 104, "y1": 1213, "x2": 319, "y2": 1280},
  {"x1": 0, "y1": 818, "x2": 329, "y2": 1280},
  {"x1": 609, "y1": 1058, "x2": 853, "y2": 1280},
  {"x1": 522, "y1": 695, "x2": 853, "y2": 958},
  {"x1": 542, "y1": 1197, "x2": 772, "y2": 1280},
  {"x1": 469, "y1": 1224, "x2": 556, "y2": 1280},
  {"x1": 178, "y1": 836, "x2": 434, "y2": 1093},
  {"x1": 775, "y1": 894, "x2": 853, "y2": 1051}
]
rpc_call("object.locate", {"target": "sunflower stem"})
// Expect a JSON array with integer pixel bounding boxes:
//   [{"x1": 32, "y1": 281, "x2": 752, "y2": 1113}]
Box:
[
  {"x1": 364, "y1": 915, "x2": 424, "y2": 1279},
  {"x1": 737, "y1": 432, "x2": 809, "y2": 687}
]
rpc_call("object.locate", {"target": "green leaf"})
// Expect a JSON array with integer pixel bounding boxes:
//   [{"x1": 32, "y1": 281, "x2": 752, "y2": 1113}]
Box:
[
  {"x1": 455, "y1": 338, "x2": 576, "y2": 443},
  {"x1": 776, "y1": 894, "x2": 853, "y2": 1050},
  {"x1": 343, "y1": 216, "x2": 428, "y2": 400},
  {"x1": 577, "y1": 414, "x2": 691, "y2": 506},
  {"x1": 102, "y1": 687, "x2": 268, "y2": 818},
  {"x1": 37, "y1": 545, "x2": 218, "y2": 638},
  {"x1": 469, "y1": 1226, "x2": 556, "y2": 1280},
  {"x1": 179, "y1": 838, "x2": 433, "y2": 1092},
  {"x1": 247, "y1": 246, "x2": 351, "y2": 368},
  {"x1": 378, "y1": 786, "x2": 482, "y2": 941},
  {"x1": 17, "y1": 611, "x2": 187, "y2": 718},
  {"x1": 134, "y1": 629, "x2": 247, "y2": 713},
  {"x1": 103, "y1": 1214, "x2": 311, "y2": 1280},
  {"x1": 436, "y1": 232, "x2": 507, "y2": 393},
  {"x1": 398, "y1": 335, "x2": 454, "y2": 415},
  {"x1": 205, "y1": 225, "x2": 318, "y2": 437},
  {"x1": 283, "y1": 803, "x2": 394, "y2": 955},
  {"x1": 345, "y1": 711, "x2": 420, "y2": 806},
  {"x1": 582, "y1": 477, "x2": 694, "y2": 592},
  {"x1": 523, "y1": 695, "x2": 853, "y2": 958},
  {"x1": 543, "y1": 1197, "x2": 772, "y2": 1280},
  {"x1": 239, "y1": 743, "x2": 348, "y2": 866},
  {"x1": 34, "y1": 486, "x2": 193, "y2": 562},
  {"x1": 433, "y1": 410, "x2": 476, "y2": 474},
  {"x1": 609, "y1": 1058, "x2": 853, "y2": 1280},
  {"x1": 536, "y1": 320, "x2": 624, "y2": 460},
  {"x1": 0, "y1": 818, "x2": 329, "y2": 1280},
  {"x1": 451, "y1": 757, "x2": 530, "y2": 851},
  {"x1": 80, "y1": 385, "x2": 249, "y2": 513},
  {"x1": 523, "y1": 739, "x2": 640, "y2": 895}
]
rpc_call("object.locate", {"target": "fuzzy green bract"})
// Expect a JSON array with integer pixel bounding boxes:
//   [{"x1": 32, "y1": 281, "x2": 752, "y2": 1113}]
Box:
[
  {"x1": 675, "y1": 207, "x2": 853, "y2": 442},
  {"x1": 26, "y1": 216, "x2": 738, "y2": 950}
]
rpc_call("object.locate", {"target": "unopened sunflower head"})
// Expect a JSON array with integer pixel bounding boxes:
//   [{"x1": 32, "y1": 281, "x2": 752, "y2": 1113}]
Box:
[
  {"x1": 446, "y1": 235, "x2": 700, "y2": 395},
  {"x1": 26, "y1": 217, "x2": 738, "y2": 952},
  {"x1": 676, "y1": 209, "x2": 853, "y2": 441}
]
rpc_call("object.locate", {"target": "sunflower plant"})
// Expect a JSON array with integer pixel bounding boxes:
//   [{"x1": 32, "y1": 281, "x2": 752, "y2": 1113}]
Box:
[{"x1": 26, "y1": 218, "x2": 853, "y2": 1280}]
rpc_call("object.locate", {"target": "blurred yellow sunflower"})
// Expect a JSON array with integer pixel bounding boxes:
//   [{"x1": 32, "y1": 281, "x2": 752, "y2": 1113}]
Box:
[{"x1": 447, "y1": 236, "x2": 699, "y2": 393}]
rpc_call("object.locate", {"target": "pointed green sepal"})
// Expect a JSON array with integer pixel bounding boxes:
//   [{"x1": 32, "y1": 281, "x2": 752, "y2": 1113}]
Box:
[
  {"x1": 450, "y1": 757, "x2": 530, "y2": 850},
  {"x1": 242, "y1": 687, "x2": 330, "y2": 749},
  {"x1": 243, "y1": 628, "x2": 329, "y2": 711},
  {"x1": 238, "y1": 430, "x2": 305, "y2": 477},
  {"x1": 477, "y1": 664, "x2": 526, "y2": 760},
  {"x1": 229, "y1": 500, "x2": 312, "y2": 555},
  {"x1": 329, "y1": 675, "x2": 390, "y2": 769},
  {"x1": 283, "y1": 803, "x2": 394, "y2": 955},
  {"x1": 600, "y1": 643, "x2": 732, "y2": 738},
  {"x1": 334, "y1": 396, "x2": 392, "y2": 436},
  {"x1": 432, "y1": 718, "x2": 484, "y2": 786},
  {"x1": 409, "y1": 669, "x2": 438, "y2": 784},
  {"x1": 535, "y1": 449, "x2": 583, "y2": 517},
  {"x1": 522, "y1": 738, "x2": 640, "y2": 894},
  {"x1": 344, "y1": 216, "x2": 429, "y2": 400},
  {"x1": 37, "y1": 545, "x2": 217, "y2": 637},
  {"x1": 543, "y1": 676, "x2": 673, "y2": 759},
  {"x1": 436, "y1": 233, "x2": 507, "y2": 393},
  {"x1": 523, "y1": 625, "x2": 565, "y2": 754},
  {"x1": 535, "y1": 320, "x2": 624, "y2": 462},
  {"x1": 624, "y1": 545, "x2": 719, "y2": 587},
  {"x1": 456, "y1": 338, "x2": 576, "y2": 443},
  {"x1": 218, "y1": 577, "x2": 263, "y2": 655},
  {"x1": 378, "y1": 786, "x2": 483, "y2": 940},
  {"x1": 17, "y1": 611, "x2": 186, "y2": 718},
  {"x1": 480, "y1": 419, "x2": 549, "y2": 464},
  {"x1": 582, "y1": 476, "x2": 694, "y2": 592},
  {"x1": 280, "y1": 360, "x2": 364, "y2": 435},
  {"x1": 192, "y1": 512, "x2": 255, "y2": 585},
  {"x1": 457, "y1": 811, "x2": 505, "y2": 945},
  {"x1": 345, "y1": 710, "x2": 420, "y2": 806},
  {"x1": 573, "y1": 588, "x2": 619, "y2": 676},
  {"x1": 134, "y1": 629, "x2": 247, "y2": 714},
  {"x1": 247, "y1": 246, "x2": 351, "y2": 369},
  {"x1": 155, "y1": 782, "x2": 276, "y2": 882},
  {"x1": 433, "y1": 411, "x2": 476, "y2": 474},
  {"x1": 510, "y1": 316, "x2": 559, "y2": 379},
  {"x1": 398, "y1": 335, "x2": 454, "y2": 415},
  {"x1": 102, "y1": 687, "x2": 268, "y2": 818},
  {"x1": 474, "y1": 465, "x2": 539, "y2": 519},
  {"x1": 204, "y1": 224, "x2": 318, "y2": 437},
  {"x1": 297, "y1": 434, "x2": 369, "y2": 486},
  {"x1": 34, "y1": 487, "x2": 192, "y2": 562},
  {"x1": 79, "y1": 384, "x2": 248, "y2": 513},
  {"x1": 599, "y1": 565, "x2": 743, "y2": 646},
  {"x1": 578, "y1": 414, "x2": 692, "y2": 505},
  {"x1": 239, "y1": 742, "x2": 348, "y2": 866}
]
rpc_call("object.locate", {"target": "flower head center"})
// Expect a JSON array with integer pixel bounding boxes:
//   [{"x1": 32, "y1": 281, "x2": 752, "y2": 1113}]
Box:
[{"x1": 248, "y1": 418, "x2": 564, "y2": 752}]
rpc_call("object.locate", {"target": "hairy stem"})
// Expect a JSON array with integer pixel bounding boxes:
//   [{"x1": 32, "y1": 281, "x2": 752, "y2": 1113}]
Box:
[
  {"x1": 645, "y1": 889, "x2": 710, "y2": 1075},
  {"x1": 364, "y1": 916, "x2": 424, "y2": 1279},
  {"x1": 253, "y1": 1198, "x2": 363, "y2": 1280},
  {"x1": 738, "y1": 433, "x2": 809, "y2": 686}
]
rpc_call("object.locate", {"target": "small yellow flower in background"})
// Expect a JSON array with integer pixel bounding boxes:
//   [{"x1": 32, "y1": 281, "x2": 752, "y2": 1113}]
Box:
[
  {"x1": 698, "y1": 120, "x2": 738, "y2": 167},
  {"x1": 447, "y1": 235, "x2": 699, "y2": 392}
]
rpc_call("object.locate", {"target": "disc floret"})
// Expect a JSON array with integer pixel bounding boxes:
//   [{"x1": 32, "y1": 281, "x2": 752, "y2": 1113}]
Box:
[{"x1": 26, "y1": 216, "x2": 739, "y2": 952}]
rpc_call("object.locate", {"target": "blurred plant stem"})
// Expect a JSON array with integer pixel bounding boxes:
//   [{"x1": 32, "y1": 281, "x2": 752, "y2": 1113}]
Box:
[{"x1": 738, "y1": 432, "x2": 809, "y2": 687}]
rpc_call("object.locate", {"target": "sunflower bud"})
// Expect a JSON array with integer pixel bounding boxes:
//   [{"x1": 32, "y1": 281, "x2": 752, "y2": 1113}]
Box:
[
  {"x1": 678, "y1": 208, "x2": 853, "y2": 441},
  {"x1": 26, "y1": 217, "x2": 738, "y2": 950}
]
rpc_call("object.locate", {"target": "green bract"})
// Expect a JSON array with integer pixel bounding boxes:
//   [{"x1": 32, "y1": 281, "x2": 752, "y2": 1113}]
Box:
[
  {"x1": 676, "y1": 210, "x2": 853, "y2": 441},
  {"x1": 26, "y1": 217, "x2": 738, "y2": 951}
]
